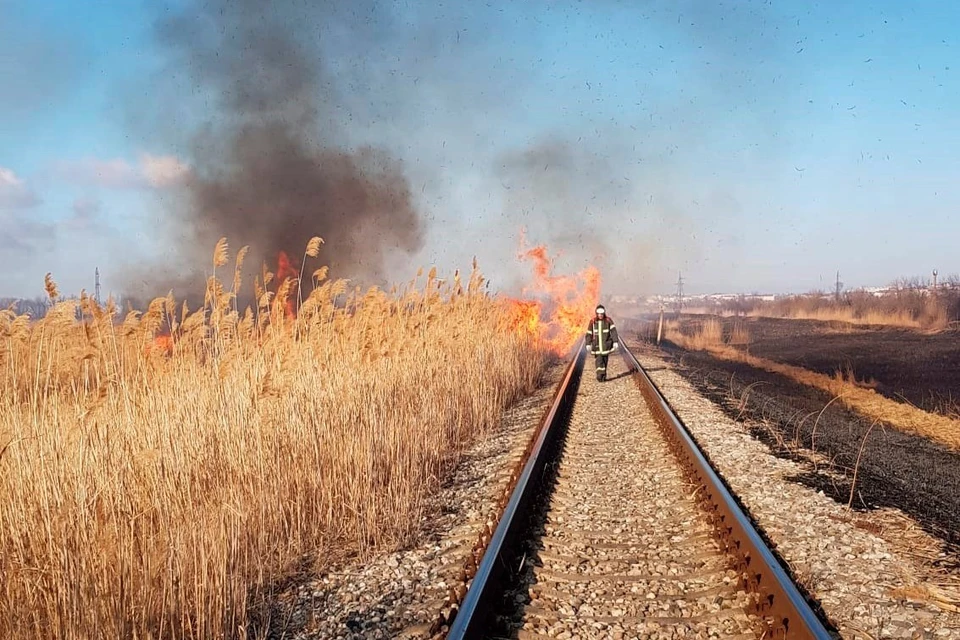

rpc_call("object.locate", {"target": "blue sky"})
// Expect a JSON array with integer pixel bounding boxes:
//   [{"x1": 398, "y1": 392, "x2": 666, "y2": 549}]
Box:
[{"x1": 1, "y1": 0, "x2": 958, "y2": 299}]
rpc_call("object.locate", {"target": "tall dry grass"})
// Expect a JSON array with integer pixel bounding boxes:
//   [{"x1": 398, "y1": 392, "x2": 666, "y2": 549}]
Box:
[
  {"x1": 0, "y1": 239, "x2": 546, "y2": 639},
  {"x1": 728, "y1": 320, "x2": 752, "y2": 346},
  {"x1": 663, "y1": 317, "x2": 744, "y2": 350},
  {"x1": 746, "y1": 290, "x2": 951, "y2": 330}
]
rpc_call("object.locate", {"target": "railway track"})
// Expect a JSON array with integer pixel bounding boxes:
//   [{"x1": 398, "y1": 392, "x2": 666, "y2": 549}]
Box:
[{"x1": 440, "y1": 339, "x2": 835, "y2": 639}]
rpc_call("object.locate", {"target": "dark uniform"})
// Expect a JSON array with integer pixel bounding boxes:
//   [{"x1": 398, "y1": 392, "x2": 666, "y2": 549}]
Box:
[{"x1": 585, "y1": 307, "x2": 619, "y2": 382}]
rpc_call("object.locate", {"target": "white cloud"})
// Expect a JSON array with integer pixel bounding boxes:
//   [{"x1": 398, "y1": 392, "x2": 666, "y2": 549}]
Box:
[
  {"x1": 0, "y1": 167, "x2": 40, "y2": 209},
  {"x1": 0, "y1": 212, "x2": 53, "y2": 253},
  {"x1": 54, "y1": 158, "x2": 138, "y2": 188},
  {"x1": 66, "y1": 196, "x2": 101, "y2": 230},
  {"x1": 0, "y1": 168, "x2": 22, "y2": 188},
  {"x1": 55, "y1": 154, "x2": 190, "y2": 189},
  {"x1": 140, "y1": 154, "x2": 190, "y2": 187}
]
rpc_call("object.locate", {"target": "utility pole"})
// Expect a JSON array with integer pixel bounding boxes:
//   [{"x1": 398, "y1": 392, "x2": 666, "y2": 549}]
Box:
[
  {"x1": 657, "y1": 304, "x2": 665, "y2": 345},
  {"x1": 834, "y1": 270, "x2": 843, "y2": 302},
  {"x1": 675, "y1": 271, "x2": 684, "y2": 316},
  {"x1": 95, "y1": 268, "x2": 102, "y2": 306}
]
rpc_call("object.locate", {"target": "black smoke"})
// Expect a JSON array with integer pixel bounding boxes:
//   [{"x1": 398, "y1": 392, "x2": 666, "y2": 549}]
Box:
[
  {"x1": 121, "y1": 0, "x2": 802, "y2": 301},
  {"x1": 127, "y1": 0, "x2": 424, "y2": 297}
]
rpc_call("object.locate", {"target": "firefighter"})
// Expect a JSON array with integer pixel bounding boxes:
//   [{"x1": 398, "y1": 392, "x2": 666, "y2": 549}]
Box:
[{"x1": 585, "y1": 304, "x2": 619, "y2": 382}]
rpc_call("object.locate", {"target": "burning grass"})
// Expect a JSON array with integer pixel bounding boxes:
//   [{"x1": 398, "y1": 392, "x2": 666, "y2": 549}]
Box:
[
  {"x1": 511, "y1": 230, "x2": 601, "y2": 354},
  {"x1": 664, "y1": 320, "x2": 960, "y2": 451},
  {"x1": 0, "y1": 239, "x2": 547, "y2": 639}
]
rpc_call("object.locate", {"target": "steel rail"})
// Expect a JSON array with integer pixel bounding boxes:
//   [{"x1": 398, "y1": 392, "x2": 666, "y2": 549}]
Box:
[
  {"x1": 618, "y1": 342, "x2": 834, "y2": 640},
  {"x1": 445, "y1": 338, "x2": 586, "y2": 640},
  {"x1": 443, "y1": 337, "x2": 833, "y2": 639}
]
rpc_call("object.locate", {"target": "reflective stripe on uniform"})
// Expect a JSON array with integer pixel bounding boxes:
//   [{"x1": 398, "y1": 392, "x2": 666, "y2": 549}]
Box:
[{"x1": 591, "y1": 317, "x2": 617, "y2": 354}]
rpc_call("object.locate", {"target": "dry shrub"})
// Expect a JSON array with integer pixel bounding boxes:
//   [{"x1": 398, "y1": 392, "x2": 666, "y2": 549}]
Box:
[
  {"x1": 920, "y1": 295, "x2": 949, "y2": 330},
  {"x1": 0, "y1": 240, "x2": 546, "y2": 639}
]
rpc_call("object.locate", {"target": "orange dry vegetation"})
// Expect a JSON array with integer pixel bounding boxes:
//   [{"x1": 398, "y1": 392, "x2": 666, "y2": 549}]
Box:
[
  {"x1": 747, "y1": 291, "x2": 950, "y2": 330},
  {"x1": 665, "y1": 319, "x2": 960, "y2": 450},
  {"x1": 0, "y1": 238, "x2": 546, "y2": 639}
]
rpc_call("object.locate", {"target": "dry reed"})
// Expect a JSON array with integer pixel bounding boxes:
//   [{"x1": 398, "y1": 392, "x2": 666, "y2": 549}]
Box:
[
  {"x1": 746, "y1": 292, "x2": 950, "y2": 330},
  {"x1": 750, "y1": 306, "x2": 927, "y2": 328},
  {"x1": 728, "y1": 320, "x2": 751, "y2": 346},
  {"x1": 0, "y1": 239, "x2": 546, "y2": 639}
]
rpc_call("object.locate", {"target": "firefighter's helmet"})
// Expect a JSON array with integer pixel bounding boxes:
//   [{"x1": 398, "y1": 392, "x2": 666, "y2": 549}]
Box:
[{"x1": 596, "y1": 304, "x2": 606, "y2": 316}]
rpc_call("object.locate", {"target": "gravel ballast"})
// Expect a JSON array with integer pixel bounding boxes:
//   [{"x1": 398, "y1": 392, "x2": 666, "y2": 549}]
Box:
[
  {"x1": 505, "y1": 355, "x2": 761, "y2": 639},
  {"x1": 633, "y1": 344, "x2": 960, "y2": 639}
]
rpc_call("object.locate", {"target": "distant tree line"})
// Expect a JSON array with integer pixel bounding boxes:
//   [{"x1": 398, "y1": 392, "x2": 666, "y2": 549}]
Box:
[
  {"x1": 0, "y1": 297, "x2": 53, "y2": 319},
  {"x1": 0, "y1": 295, "x2": 149, "y2": 320}
]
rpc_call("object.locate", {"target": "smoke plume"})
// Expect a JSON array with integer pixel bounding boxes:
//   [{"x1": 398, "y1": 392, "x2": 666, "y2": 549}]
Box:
[
  {"x1": 127, "y1": 0, "x2": 424, "y2": 297},
  {"x1": 120, "y1": 0, "x2": 802, "y2": 301}
]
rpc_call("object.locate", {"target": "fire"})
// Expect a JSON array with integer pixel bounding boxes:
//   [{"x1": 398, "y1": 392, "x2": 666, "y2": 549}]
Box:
[
  {"x1": 276, "y1": 251, "x2": 298, "y2": 320},
  {"x1": 506, "y1": 299, "x2": 542, "y2": 340},
  {"x1": 146, "y1": 333, "x2": 174, "y2": 357},
  {"x1": 503, "y1": 233, "x2": 602, "y2": 355}
]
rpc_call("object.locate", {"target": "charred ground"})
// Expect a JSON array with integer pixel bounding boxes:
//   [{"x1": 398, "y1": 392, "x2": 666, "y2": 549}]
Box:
[{"x1": 675, "y1": 315, "x2": 960, "y2": 416}]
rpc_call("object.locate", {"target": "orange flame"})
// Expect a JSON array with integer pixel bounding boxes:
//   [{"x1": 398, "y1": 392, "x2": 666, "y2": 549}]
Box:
[
  {"x1": 146, "y1": 334, "x2": 174, "y2": 357},
  {"x1": 276, "y1": 251, "x2": 298, "y2": 320},
  {"x1": 506, "y1": 299, "x2": 543, "y2": 341},
  {"x1": 503, "y1": 233, "x2": 601, "y2": 355}
]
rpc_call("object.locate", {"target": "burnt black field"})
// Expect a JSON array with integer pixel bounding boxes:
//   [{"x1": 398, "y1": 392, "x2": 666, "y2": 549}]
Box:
[{"x1": 674, "y1": 315, "x2": 960, "y2": 416}]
